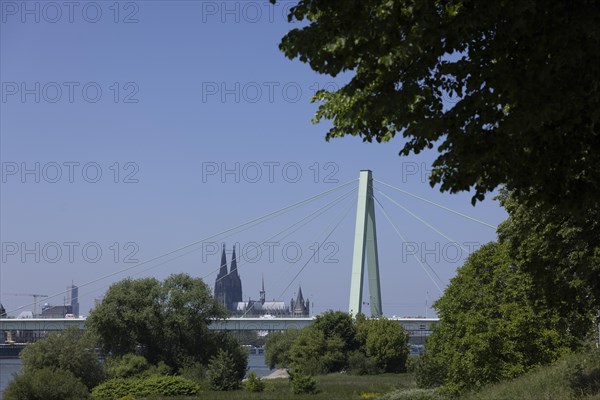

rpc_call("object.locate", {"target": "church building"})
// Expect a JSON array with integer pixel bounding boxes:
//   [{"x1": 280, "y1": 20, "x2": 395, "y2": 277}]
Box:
[{"x1": 214, "y1": 244, "x2": 310, "y2": 317}]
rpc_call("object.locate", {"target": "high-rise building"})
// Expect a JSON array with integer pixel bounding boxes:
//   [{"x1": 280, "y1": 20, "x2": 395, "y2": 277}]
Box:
[{"x1": 66, "y1": 284, "x2": 79, "y2": 316}]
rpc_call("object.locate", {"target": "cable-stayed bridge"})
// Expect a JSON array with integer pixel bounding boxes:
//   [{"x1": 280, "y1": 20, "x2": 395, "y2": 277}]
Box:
[{"x1": 1, "y1": 170, "x2": 495, "y2": 344}]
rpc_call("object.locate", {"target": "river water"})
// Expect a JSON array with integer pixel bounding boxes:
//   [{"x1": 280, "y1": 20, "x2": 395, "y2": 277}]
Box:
[
  {"x1": 0, "y1": 354, "x2": 271, "y2": 398},
  {"x1": 0, "y1": 360, "x2": 21, "y2": 399}
]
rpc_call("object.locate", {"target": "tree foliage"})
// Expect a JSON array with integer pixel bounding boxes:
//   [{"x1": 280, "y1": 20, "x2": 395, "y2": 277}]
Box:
[
  {"x1": 4, "y1": 368, "x2": 90, "y2": 400},
  {"x1": 418, "y1": 242, "x2": 581, "y2": 394},
  {"x1": 264, "y1": 329, "x2": 301, "y2": 369},
  {"x1": 362, "y1": 318, "x2": 410, "y2": 373},
  {"x1": 498, "y1": 191, "x2": 600, "y2": 329},
  {"x1": 265, "y1": 310, "x2": 409, "y2": 375},
  {"x1": 289, "y1": 327, "x2": 346, "y2": 375},
  {"x1": 105, "y1": 354, "x2": 170, "y2": 379},
  {"x1": 19, "y1": 327, "x2": 105, "y2": 389},
  {"x1": 90, "y1": 375, "x2": 200, "y2": 400},
  {"x1": 207, "y1": 349, "x2": 242, "y2": 391},
  {"x1": 87, "y1": 273, "x2": 227, "y2": 370},
  {"x1": 289, "y1": 369, "x2": 318, "y2": 395},
  {"x1": 208, "y1": 331, "x2": 248, "y2": 382},
  {"x1": 271, "y1": 0, "x2": 600, "y2": 210}
]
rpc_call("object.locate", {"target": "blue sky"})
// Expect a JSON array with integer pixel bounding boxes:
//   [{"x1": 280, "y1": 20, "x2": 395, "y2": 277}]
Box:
[{"x1": 0, "y1": 1, "x2": 507, "y2": 317}]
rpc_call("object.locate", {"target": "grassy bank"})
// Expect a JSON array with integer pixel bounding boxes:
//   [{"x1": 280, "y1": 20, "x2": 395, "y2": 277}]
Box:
[
  {"x1": 375, "y1": 349, "x2": 600, "y2": 400},
  {"x1": 461, "y1": 349, "x2": 600, "y2": 400},
  {"x1": 167, "y1": 373, "x2": 416, "y2": 400}
]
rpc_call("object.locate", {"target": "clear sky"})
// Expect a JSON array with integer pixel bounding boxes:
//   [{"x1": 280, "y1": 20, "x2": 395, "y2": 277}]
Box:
[{"x1": 0, "y1": 1, "x2": 507, "y2": 318}]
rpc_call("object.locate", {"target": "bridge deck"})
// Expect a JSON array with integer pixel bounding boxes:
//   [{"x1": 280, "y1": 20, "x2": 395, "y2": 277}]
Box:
[{"x1": 0, "y1": 317, "x2": 439, "y2": 341}]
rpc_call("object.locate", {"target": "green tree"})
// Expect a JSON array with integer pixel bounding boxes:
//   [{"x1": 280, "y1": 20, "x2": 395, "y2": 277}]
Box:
[
  {"x1": 87, "y1": 273, "x2": 227, "y2": 370},
  {"x1": 4, "y1": 368, "x2": 90, "y2": 400},
  {"x1": 19, "y1": 327, "x2": 105, "y2": 389},
  {"x1": 207, "y1": 349, "x2": 241, "y2": 391},
  {"x1": 105, "y1": 353, "x2": 170, "y2": 379},
  {"x1": 418, "y1": 242, "x2": 578, "y2": 394},
  {"x1": 264, "y1": 329, "x2": 301, "y2": 369},
  {"x1": 498, "y1": 191, "x2": 600, "y2": 327},
  {"x1": 363, "y1": 318, "x2": 409, "y2": 373},
  {"x1": 270, "y1": 0, "x2": 600, "y2": 210},
  {"x1": 289, "y1": 327, "x2": 346, "y2": 375},
  {"x1": 312, "y1": 310, "x2": 358, "y2": 353},
  {"x1": 208, "y1": 331, "x2": 248, "y2": 382}
]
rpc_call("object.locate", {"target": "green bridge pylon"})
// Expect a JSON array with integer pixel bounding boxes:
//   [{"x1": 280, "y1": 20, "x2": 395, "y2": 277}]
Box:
[{"x1": 349, "y1": 170, "x2": 382, "y2": 318}]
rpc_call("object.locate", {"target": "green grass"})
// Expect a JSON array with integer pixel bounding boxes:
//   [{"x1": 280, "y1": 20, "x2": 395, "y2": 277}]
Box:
[
  {"x1": 461, "y1": 349, "x2": 600, "y2": 400},
  {"x1": 165, "y1": 373, "x2": 416, "y2": 400}
]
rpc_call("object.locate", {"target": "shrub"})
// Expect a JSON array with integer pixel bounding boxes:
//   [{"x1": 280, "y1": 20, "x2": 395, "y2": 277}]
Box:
[
  {"x1": 207, "y1": 349, "x2": 241, "y2": 391},
  {"x1": 106, "y1": 354, "x2": 151, "y2": 379},
  {"x1": 19, "y1": 327, "x2": 105, "y2": 389},
  {"x1": 376, "y1": 388, "x2": 443, "y2": 400},
  {"x1": 3, "y1": 367, "x2": 90, "y2": 400},
  {"x1": 90, "y1": 378, "x2": 132, "y2": 400},
  {"x1": 363, "y1": 318, "x2": 409, "y2": 373},
  {"x1": 264, "y1": 329, "x2": 301, "y2": 369},
  {"x1": 348, "y1": 350, "x2": 381, "y2": 375},
  {"x1": 178, "y1": 361, "x2": 206, "y2": 387},
  {"x1": 414, "y1": 354, "x2": 446, "y2": 389},
  {"x1": 91, "y1": 375, "x2": 199, "y2": 400},
  {"x1": 208, "y1": 332, "x2": 248, "y2": 382},
  {"x1": 289, "y1": 369, "x2": 317, "y2": 394},
  {"x1": 245, "y1": 371, "x2": 266, "y2": 392},
  {"x1": 567, "y1": 350, "x2": 600, "y2": 397}
]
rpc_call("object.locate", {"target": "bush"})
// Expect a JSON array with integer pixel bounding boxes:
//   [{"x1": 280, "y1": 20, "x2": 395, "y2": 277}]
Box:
[
  {"x1": 208, "y1": 331, "x2": 248, "y2": 382},
  {"x1": 4, "y1": 367, "x2": 90, "y2": 400},
  {"x1": 245, "y1": 371, "x2": 266, "y2": 392},
  {"x1": 289, "y1": 369, "x2": 318, "y2": 394},
  {"x1": 91, "y1": 375, "x2": 199, "y2": 400},
  {"x1": 363, "y1": 318, "x2": 409, "y2": 373},
  {"x1": 405, "y1": 356, "x2": 418, "y2": 373},
  {"x1": 461, "y1": 349, "x2": 600, "y2": 400},
  {"x1": 207, "y1": 349, "x2": 241, "y2": 391},
  {"x1": 567, "y1": 350, "x2": 600, "y2": 396},
  {"x1": 289, "y1": 328, "x2": 346, "y2": 375},
  {"x1": 264, "y1": 329, "x2": 301, "y2": 369},
  {"x1": 178, "y1": 361, "x2": 206, "y2": 387},
  {"x1": 376, "y1": 388, "x2": 443, "y2": 400},
  {"x1": 19, "y1": 327, "x2": 105, "y2": 389},
  {"x1": 414, "y1": 354, "x2": 446, "y2": 389},
  {"x1": 106, "y1": 353, "x2": 150, "y2": 379},
  {"x1": 348, "y1": 350, "x2": 381, "y2": 375}
]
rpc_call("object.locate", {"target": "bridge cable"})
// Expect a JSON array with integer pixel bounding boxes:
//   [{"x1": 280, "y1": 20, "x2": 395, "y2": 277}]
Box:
[
  {"x1": 275, "y1": 195, "x2": 356, "y2": 303},
  {"x1": 66, "y1": 186, "x2": 359, "y2": 313},
  {"x1": 374, "y1": 196, "x2": 444, "y2": 294},
  {"x1": 375, "y1": 188, "x2": 468, "y2": 252},
  {"x1": 228, "y1": 190, "x2": 358, "y2": 317},
  {"x1": 209, "y1": 186, "x2": 358, "y2": 285},
  {"x1": 374, "y1": 179, "x2": 497, "y2": 229},
  {"x1": 5, "y1": 179, "x2": 358, "y2": 315}
]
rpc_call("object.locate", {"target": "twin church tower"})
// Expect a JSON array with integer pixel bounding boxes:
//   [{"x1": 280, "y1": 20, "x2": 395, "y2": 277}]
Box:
[{"x1": 213, "y1": 244, "x2": 310, "y2": 317}]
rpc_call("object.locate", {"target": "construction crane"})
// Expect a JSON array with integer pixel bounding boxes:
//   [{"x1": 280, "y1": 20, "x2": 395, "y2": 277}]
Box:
[{"x1": 4, "y1": 293, "x2": 49, "y2": 316}]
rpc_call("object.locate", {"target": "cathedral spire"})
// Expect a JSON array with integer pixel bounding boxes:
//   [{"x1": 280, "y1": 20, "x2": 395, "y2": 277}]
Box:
[
  {"x1": 230, "y1": 244, "x2": 239, "y2": 276},
  {"x1": 229, "y1": 244, "x2": 243, "y2": 305},
  {"x1": 218, "y1": 243, "x2": 228, "y2": 277}
]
